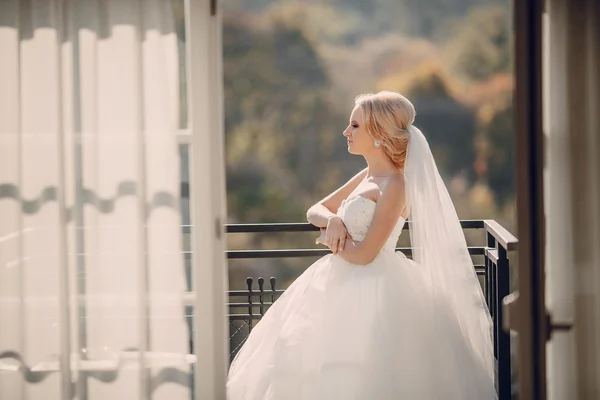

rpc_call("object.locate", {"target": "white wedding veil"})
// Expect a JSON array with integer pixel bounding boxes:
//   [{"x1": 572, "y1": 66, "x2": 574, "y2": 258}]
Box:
[{"x1": 404, "y1": 125, "x2": 496, "y2": 393}]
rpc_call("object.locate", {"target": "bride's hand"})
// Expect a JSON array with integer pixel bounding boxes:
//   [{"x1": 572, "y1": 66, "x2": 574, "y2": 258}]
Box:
[{"x1": 325, "y1": 216, "x2": 348, "y2": 254}]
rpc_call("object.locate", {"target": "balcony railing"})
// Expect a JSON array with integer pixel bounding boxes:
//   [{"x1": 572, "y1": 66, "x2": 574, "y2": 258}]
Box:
[{"x1": 216, "y1": 220, "x2": 518, "y2": 400}]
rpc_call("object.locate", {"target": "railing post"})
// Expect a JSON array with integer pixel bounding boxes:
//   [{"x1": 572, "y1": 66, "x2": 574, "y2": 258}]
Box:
[
  {"x1": 247, "y1": 277, "x2": 254, "y2": 330},
  {"x1": 270, "y1": 277, "x2": 276, "y2": 304},
  {"x1": 484, "y1": 256, "x2": 491, "y2": 311},
  {"x1": 258, "y1": 277, "x2": 265, "y2": 316},
  {"x1": 487, "y1": 233, "x2": 497, "y2": 322},
  {"x1": 485, "y1": 232, "x2": 499, "y2": 366},
  {"x1": 496, "y1": 246, "x2": 512, "y2": 400}
]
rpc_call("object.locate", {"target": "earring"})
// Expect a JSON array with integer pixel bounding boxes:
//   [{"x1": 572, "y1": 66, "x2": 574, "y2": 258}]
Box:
[{"x1": 374, "y1": 140, "x2": 381, "y2": 148}]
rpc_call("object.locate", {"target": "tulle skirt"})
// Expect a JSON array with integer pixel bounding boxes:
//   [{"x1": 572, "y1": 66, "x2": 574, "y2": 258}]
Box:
[{"x1": 226, "y1": 251, "x2": 496, "y2": 400}]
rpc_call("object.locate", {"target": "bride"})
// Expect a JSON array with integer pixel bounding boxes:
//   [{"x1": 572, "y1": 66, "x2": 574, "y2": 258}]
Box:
[{"x1": 227, "y1": 91, "x2": 496, "y2": 399}]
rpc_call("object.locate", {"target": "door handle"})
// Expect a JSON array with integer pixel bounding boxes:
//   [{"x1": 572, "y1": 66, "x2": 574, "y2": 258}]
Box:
[
  {"x1": 502, "y1": 290, "x2": 574, "y2": 340},
  {"x1": 546, "y1": 313, "x2": 574, "y2": 340}
]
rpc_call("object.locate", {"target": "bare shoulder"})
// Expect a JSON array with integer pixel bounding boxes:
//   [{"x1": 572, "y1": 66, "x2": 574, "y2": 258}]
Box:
[{"x1": 374, "y1": 171, "x2": 407, "y2": 218}]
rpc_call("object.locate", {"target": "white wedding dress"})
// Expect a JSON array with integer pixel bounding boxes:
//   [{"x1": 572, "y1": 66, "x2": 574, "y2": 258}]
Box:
[{"x1": 227, "y1": 195, "x2": 495, "y2": 399}]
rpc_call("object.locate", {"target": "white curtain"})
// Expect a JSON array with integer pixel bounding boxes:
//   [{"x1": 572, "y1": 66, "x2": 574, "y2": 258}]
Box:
[{"x1": 0, "y1": 0, "x2": 191, "y2": 399}]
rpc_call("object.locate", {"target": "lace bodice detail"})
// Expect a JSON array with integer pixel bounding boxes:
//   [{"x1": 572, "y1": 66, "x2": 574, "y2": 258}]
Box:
[{"x1": 337, "y1": 196, "x2": 406, "y2": 253}]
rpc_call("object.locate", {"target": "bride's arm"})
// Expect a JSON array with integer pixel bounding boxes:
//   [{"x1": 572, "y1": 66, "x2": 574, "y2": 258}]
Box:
[
  {"x1": 306, "y1": 167, "x2": 367, "y2": 228},
  {"x1": 337, "y1": 175, "x2": 405, "y2": 265}
]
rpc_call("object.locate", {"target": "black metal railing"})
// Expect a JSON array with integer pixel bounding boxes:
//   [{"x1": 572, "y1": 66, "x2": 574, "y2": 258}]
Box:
[
  {"x1": 223, "y1": 220, "x2": 517, "y2": 399},
  {"x1": 482, "y1": 220, "x2": 518, "y2": 399},
  {"x1": 227, "y1": 277, "x2": 284, "y2": 361}
]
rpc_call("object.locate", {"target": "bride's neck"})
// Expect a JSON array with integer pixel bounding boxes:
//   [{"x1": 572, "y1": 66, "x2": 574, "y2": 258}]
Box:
[{"x1": 364, "y1": 153, "x2": 396, "y2": 177}]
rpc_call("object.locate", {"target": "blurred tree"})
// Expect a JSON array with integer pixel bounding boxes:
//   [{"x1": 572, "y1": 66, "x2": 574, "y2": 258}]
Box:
[
  {"x1": 378, "y1": 61, "x2": 477, "y2": 180},
  {"x1": 444, "y1": 4, "x2": 511, "y2": 82},
  {"x1": 483, "y1": 103, "x2": 514, "y2": 206},
  {"x1": 372, "y1": 0, "x2": 509, "y2": 39},
  {"x1": 223, "y1": 15, "x2": 343, "y2": 223},
  {"x1": 457, "y1": 73, "x2": 514, "y2": 206},
  {"x1": 224, "y1": 0, "x2": 508, "y2": 40},
  {"x1": 220, "y1": 1, "x2": 514, "y2": 217},
  {"x1": 263, "y1": 2, "x2": 365, "y2": 45}
]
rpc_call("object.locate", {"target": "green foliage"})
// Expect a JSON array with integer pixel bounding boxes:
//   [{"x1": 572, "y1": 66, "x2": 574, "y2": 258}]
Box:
[
  {"x1": 263, "y1": 3, "x2": 366, "y2": 45},
  {"x1": 484, "y1": 104, "x2": 514, "y2": 205},
  {"x1": 379, "y1": 62, "x2": 477, "y2": 179},
  {"x1": 223, "y1": 16, "x2": 343, "y2": 223},
  {"x1": 445, "y1": 4, "x2": 511, "y2": 81},
  {"x1": 224, "y1": 0, "x2": 508, "y2": 39}
]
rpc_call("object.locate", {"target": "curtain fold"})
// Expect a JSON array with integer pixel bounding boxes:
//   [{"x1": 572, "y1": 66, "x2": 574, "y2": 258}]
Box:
[{"x1": 0, "y1": 0, "x2": 191, "y2": 399}]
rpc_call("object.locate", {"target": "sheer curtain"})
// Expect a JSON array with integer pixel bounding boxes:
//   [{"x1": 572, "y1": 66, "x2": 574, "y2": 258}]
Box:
[{"x1": 0, "y1": 0, "x2": 191, "y2": 399}]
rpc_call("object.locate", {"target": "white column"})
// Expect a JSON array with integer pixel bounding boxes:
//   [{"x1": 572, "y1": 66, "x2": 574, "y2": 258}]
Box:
[{"x1": 185, "y1": 0, "x2": 229, "y2": 399}]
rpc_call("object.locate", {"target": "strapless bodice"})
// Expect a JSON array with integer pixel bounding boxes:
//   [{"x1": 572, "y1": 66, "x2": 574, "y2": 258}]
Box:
[{"x1": 337, "y1": 196, "x2": 405, "y2": 253}]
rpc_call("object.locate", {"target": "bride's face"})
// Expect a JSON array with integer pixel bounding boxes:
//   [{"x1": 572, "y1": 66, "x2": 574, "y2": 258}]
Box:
[{"x1": 343, "y1": 106, "x2": 373, "y2": 155}]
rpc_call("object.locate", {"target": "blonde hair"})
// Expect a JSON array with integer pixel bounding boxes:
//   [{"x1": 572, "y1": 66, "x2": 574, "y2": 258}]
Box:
[{"x1": 354, "y1": 91, "x2": 415, "y2": 170}]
